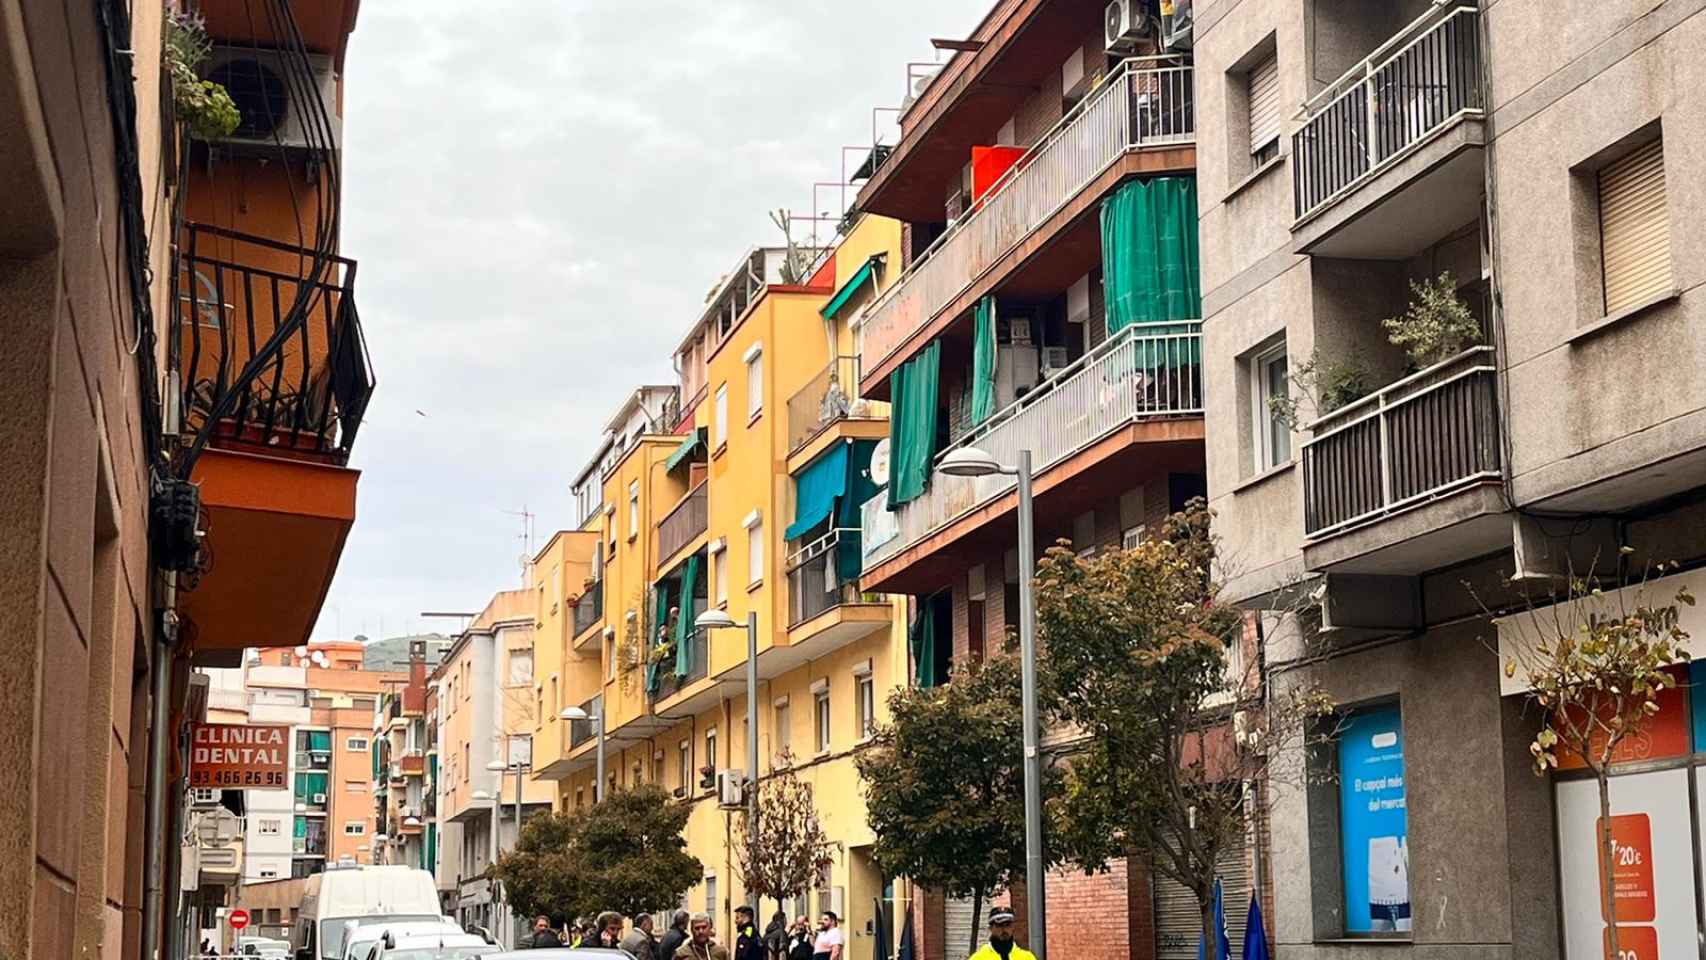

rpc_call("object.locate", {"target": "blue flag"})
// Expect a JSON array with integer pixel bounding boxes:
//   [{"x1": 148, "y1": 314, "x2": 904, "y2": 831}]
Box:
[
  {"x1": 1241, "y1": 892, "x2": 1269, "y2": 960},
  {"x1": 1197, "y1": 878, "x2": 1229, "y2": 960}
]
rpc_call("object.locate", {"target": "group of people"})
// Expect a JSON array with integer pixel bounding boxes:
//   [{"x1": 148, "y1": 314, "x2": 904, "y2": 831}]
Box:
[{"x1": 519, "y1": 908, "x2": 848, "y2": 960}]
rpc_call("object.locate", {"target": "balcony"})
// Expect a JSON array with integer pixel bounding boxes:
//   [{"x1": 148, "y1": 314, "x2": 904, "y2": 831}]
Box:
[
  {"x1": 399, "y1": 754, "x2": 426, "y2": 777},
  {"x1": 652, "y1": 629, "x2": 709, "y2": 705},
  {"x1": 782, "y1": 529, "x2": 891, "y2": 659},
  {"x1": 568, "y1": 696, "x2": 600, "y2": 750},
  {"x1": 294, "y1": 750, "x2": 331, "y2": 771},
  {"x1": 860, "y1": 60, "x2": 1195, "y2": 393},
  {"x1": 862, "y1": 324, "x2": 1204, "y2": 589},
  {"x1": 657, "y1": 483, "x2": 708, "y2": 564},
  {"x1": 789, "y1": 355, "x2": 881, "y2": 452},
  {"x1": 1290, "y1": 6, "x2": 1484, "y2": 258},
  {"x1": 1301, "y1": 346, "x2": 1507, "y2": 573},
  {"x1": 573, "y1": 583, "x2": 604, "y2": 639},
  {"x1": 172, "y1": 223, "x2": 373, "y2": 652}
]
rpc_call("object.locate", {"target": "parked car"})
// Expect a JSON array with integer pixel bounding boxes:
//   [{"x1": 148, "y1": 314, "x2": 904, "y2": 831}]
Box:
[
  {"x1": 341, "y1": 920, "x2": 470, "y2": 960},
  {"x1": 355, "y1": 931, "x2": 493, "y2": 960}
]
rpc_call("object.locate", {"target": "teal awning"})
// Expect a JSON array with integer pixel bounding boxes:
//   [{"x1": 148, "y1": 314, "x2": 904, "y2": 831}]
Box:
[
  {"x1": 785, "y1": 442, "x2": 851, "y2": 542},
  {"x1": 665, "y1": 428, "x2": 705, "y2": 472},
  {"x1": 1101, "y1": 176, "x2": 1202, "y2": 365},
  {"x1": 822, "y1": 255, "x2": 883, "y2": 321},
  {"x1": 887, "y1": 339, "x2": 941, "y2": 509}
]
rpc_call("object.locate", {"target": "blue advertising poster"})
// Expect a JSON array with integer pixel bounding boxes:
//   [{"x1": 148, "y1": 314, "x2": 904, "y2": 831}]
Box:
[{"x1": 1338, "y1": 706, "x2": 1409, "y2": 933}]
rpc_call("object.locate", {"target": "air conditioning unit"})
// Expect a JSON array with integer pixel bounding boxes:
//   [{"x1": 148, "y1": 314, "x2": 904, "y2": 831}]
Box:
[
  {"x1": 716, "y1": 770, "x2": 746, "y2": 809},
  {"x1": 311, "y1": 793, "x2": 327, "y2": 804},
  {"x1": 201, "y1": 46, "x2": 342, "y2": 153},
  {"x1": 1040, "y1": 346, "x2": 1070, "y2": 376},
  {"x1": 1105, "y1": 0, "x2": 1151, "y2": 54},
  {"x1": 994, "y1": 346, "x2": 1040, "y2": 410}
]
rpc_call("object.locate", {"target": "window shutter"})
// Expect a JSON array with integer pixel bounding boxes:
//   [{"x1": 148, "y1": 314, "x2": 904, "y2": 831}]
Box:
[
  {"x1": 1247, "y1": 54, "x2": 1280, "y2": 154},
  {"x1": 1599, "y1": 139, "x2": 1671, "y2": 315}
]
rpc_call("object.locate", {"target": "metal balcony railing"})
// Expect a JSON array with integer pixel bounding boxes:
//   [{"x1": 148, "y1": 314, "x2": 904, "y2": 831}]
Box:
[
  {"x1": 653, "y1": 630, "x2": 709, "y2": 704},
  {"x1": 568, "y1": 695, "x2": 600, "y2": 749},
  {"x1": 1301, "y1": 346, "x2": 1500, "y2": 538},
  {"x1": 172, "y1": 222, "x2": 375, "y2": 464},
  {"x1": 859, "y1": 59, "x2": 1195, "y2": 376},
  {"x1": 573, "y1": 584, "x2": 604, "y2": 636},
  {"x1": 787, "y1": 529, "x2": 872, "y2": 626},
  {"x1": 863, "y1": 323, "x2": 1203, "y2": 571},
  {"x1": 293, "y1": 751, "x2": 330, "y2": 770},
  {"x1": 657, "y1": 483, "x2": 709, "y2": 561},
  {"x1": 1291, "y1": 6, "x2": 1483, "y2": 220},
  {"x1": 788, "y1": 356, "x2": 869, "y2": 454}
]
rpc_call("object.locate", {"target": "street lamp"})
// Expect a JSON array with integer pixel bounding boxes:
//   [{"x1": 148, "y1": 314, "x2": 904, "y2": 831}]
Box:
[
  {"x1": 560, "y1": 705, "x2": 606, "y2": 801},
  {"x1": 471, "y1": 787, "x2": 502, "y2": 945},
  {"x1": 695, "y1": 607, "x2": 759, "y2": 860},
  {"x1": 938, "y1": 445, "x2": 1046, "y2": 960}
]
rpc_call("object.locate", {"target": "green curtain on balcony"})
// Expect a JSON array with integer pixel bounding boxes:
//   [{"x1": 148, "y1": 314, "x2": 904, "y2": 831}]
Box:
[
  {"x1": 294, "y1": 773, "x2": 328, "y2": 805},
  {"x1": 887, "y1": 339, "x2": 941, "y2": 509},
  {"x1": 909, "y1": 592, "x2": 950, "y2": 687},
  {"x1": 785, "y1": 442, "x2": 850, "y2": 542},
  {"x1": 673, "y1": 554, "x2": 701, "y2": 678},
  {"x1": 836, "y1": 440, "x2": 879, "y2": 580},
  {"x1": 970, "y1": 297, "x2": 997, "y2": 425},
  {"x1": 293, "y1": 817, "x2": 308, "y2": 839},
  {"x1": 307, "y1": 730, "x2": 332, "y2": 752},
  {"x1": 648, "y1": 582, "x2": 672, "y2": 694},
  {"x1": 1101, "y1": 176, "x2": 1202, "y2": 364},
  {"x1": 371, "y1": 740, "x2": 381, "y2": 779}
]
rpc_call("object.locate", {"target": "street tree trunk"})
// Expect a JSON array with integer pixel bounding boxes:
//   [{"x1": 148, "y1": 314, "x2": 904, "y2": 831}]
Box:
[
  {"x1": 968, "y1": 887, "x2": 983, "y2": 960},
  {"x1": 1200, "y1": 893, "x2": 1217, "y2": 960},
  {"x1": 1599, "y1": 772, "x2": 1621, "y2": 958}
]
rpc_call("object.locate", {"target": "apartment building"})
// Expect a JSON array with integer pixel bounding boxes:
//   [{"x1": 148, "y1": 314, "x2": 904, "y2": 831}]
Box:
[
  {"x1": 434, "y1": 591, "x2": 555, "y2": 938},
  {"x1": 1190, "y1": 1, "x2": 1706, "y2": 956},
  {"x1": 3, "y1": 2, "x2": 374, "y2": 959},
  {"x1": 372, "y1": 641, "x2": 435, "y2": 871}
]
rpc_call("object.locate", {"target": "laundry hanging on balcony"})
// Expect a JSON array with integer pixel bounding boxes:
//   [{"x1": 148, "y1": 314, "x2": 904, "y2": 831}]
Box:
[
  {"x1": 970, "y1": 296, "x2": 997, "y2": 425},
  {"x1": 786, "y1": 442, "x2": 850, "y2": 542},
  {"x1": 887, "y1": 339, "x2": 941, "y2": 510},
  {"x1": 673, "y1": 554, "x2": 701, "y2": 678},
  {"x1": 1101, "y1": 176, "x2": 1202, "y2": 366}
]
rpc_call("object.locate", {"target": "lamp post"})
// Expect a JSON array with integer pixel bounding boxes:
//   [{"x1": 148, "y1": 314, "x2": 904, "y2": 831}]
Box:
[
  {"x1": 938, "y1": 445, "x2": 1045, "y2": 960},
  {"x1": 560, "y1": 705, "x2": 606, "y2": 801},
  {"x1": 488, "y1": 749, "x2": 532, "y2": 949},
  {"x1": 695, "y1": 607, "x2": 759, "y2": 860}
]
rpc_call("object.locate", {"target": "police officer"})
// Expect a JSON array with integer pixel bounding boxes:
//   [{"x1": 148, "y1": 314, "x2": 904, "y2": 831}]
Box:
[
  {"x1": 733, "y1": 905, "x2": 766, "y2": 960},
  {"x1": 967, "y1": 909, "x2": 1035, "y2": 960}
]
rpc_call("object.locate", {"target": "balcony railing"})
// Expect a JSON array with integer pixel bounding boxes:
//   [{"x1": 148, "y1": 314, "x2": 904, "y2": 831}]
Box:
[
  {"x1": 860, "y1": 59, "x2": 1195, "y2": 375},
  {"x1": 787, "y1": 529, "x2": 871, "y2": 626},
  {"x1": 568, "y1": 695, "x2": 601, "y2": 749},
  {"x1": 788, "y1": 355, "x2": 867, "y2": 454},
  {"x1": 1301, "y1": 346, "x2": 1500, "y2": 538},
  {"x1": 172, "y1": 222, "x2": 375, "y2": 464},
  {"x1": 1291, "y1": 6, "x2": 1482, "y2": 220},
  {"x1": 573, "y1": 584, "x2": 604, "y2": 636},
  {"x1": 863, "y1": 323, "x2": 1203, "y2": 570},
  {"x1": 657, "y1": 483, "x2": 709, "y2": 561},
  {"x1": 653, "y1": 630, "x2": 709, "y2": 704}
]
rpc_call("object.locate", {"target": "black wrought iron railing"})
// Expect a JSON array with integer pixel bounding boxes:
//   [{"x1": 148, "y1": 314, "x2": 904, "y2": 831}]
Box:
[
  {"x1": 568, "y1": 696, "x2": 600, "y2": 749},
  {"x1": 573, "y1": 584, "x2": 603, "y2": 636},
  {"x1": 172, "y1": 222, "x2": 375, "y2": 464},
  {"x1": 786, "y1": 528, "x2": 870, "y2": 626}
]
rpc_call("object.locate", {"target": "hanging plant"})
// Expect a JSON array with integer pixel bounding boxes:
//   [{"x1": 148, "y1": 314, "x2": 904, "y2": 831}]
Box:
[
  {"x1": 164, "y1": 10, "x2": 241, "y2": 140},
  {"x1": 1382, "y1": 271, "x2": 1482, "y2": 370}
]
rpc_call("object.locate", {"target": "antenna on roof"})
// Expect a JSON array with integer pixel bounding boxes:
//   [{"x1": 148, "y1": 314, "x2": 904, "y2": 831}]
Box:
[{"x1": 502, "y1": 505, "x2": 536, "y2": 585}]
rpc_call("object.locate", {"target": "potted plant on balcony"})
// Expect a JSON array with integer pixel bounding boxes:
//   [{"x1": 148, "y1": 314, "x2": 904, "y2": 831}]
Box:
[
  {"x1": 163, "y1": 10, "x2": 240, "y2": 140},
  {"x1": 1267, "y1": 349, "x2": 1374, "y2": 430},
  {"x1": 1382, "y1": 271, "x2": 1482, "y2": 370}
]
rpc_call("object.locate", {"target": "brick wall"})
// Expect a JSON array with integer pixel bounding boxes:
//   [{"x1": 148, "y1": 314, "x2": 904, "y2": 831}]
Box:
[{"x1": 988, "y1": 857, "x2": 1154, "y2": 960}]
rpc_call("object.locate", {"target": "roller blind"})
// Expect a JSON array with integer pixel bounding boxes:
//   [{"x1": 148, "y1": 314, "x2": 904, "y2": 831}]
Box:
[
  {"x1": 1247, "y1": 54, "x2": 1280, "y2": 154},
  {"x1": 1153, "y1": 834, "x2": 1251, "y2": 958},
  {"x1": 1599, "y1": 138, "x2": 1671, "y2": 315}
]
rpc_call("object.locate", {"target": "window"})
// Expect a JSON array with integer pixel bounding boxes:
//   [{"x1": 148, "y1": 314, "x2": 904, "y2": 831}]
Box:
[
  {"x1": 855, "y1": 671, "x2": 875, "y2": 740},
  {"x1": 257, "y1": 819, "x2": 282, "y2": 836},
  {"x1": 678, "y1": 739, "x2": 692, "y2": 793},
  {"x1": 343, "y1": 822, "x2": 366, "y2": 836},
  {"x1": 281, "y1": 652, "x2": 293, "y2": 666},
  {"x1": 1247, "y1": 53, "x2": 1280, "y2": 163},
  {"x1": 462, "y1": 744, "x2": 470, "y2": 781},
  {"x1": 744, "y1": 342, "x2": 764, "y2": 418},
  {"x1": 509, "y1": 648, "x2": 533, "y2": 685},
  {"x1": 1331, "y1": 704, "x2": 1408, "y2": 935},
  {"x1": 714, "y1": 384, "x2": 729, "y2": 448},
  {"x1": 575, "y1": 787, "x2": 585, "y2": 808},
  {"x1": 628, "y1": 481, "x2": 640, "y2": 540},
  {"x1": 551, "y1": 676, "x2": 559, "y2": 719},
  {"x1": 774, "y1": 698, "x2": 791, "y2": 759},
  {"x1": 706, "y1": 875, "x2": 718, "y2": 917},
  {"x1": 605, "y1": 634, "x2": 616, "y2": 682},
  {"x1": 745, "y1": 514, "x2": 764, "y2": 586},
  {"x1": 704, "y1": 726, "x2": 718, "y2": 784},
  {"x1": 345, "y1": 736, "x2": 368, "y2": 752},
  {"x1": 344, "y1": 780, "x2": 364, "y2": 794},
  {"x1": 814, "y1": 686, "x2": 831, "y2": 754},
  {"x1": 258, "y1": 869, "x2": 278, "y2": 879},
  {"x1": 1251, "y1": 341, "x2": 1291, "y2": 471},
  {"x1": 712, "y1": 540, "x2": 729, "y2": 605},
  {"x1": 1599, "y1": 138, "x2": 1672, "y2": 315}
]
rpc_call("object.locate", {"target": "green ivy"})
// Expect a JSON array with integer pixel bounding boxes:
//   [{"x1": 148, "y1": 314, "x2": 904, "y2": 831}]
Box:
[{"x1": 164, "y1": 11, "x2": 241, "y2": 140}]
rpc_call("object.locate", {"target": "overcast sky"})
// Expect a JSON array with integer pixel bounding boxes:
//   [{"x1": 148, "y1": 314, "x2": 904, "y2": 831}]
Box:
[{"x1": 315, "y1": 0, "x2": 988, "y2": 641}]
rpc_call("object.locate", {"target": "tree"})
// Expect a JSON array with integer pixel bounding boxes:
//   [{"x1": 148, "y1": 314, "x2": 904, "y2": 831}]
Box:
[
  {"x1": 1498, "y1": 553, "x2": 1693, "y2": 958},
  {"x1": 856, "y1": 655, "x2": 1059, "y2": 957},
  {"x1": 1036, "y1": 500, "x2": 1334, "y2": 947},
  {"x1": 736, "y1": 750, "x2": 837, "y2": 924},
  {"x1": 493, "y1": 784, "x2": 702, "y2": 921}
]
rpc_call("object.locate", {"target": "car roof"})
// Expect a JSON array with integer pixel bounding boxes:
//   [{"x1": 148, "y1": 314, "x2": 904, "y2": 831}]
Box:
[{"x1": 474, "y1": 951, "x2": 633, "y2": 960}]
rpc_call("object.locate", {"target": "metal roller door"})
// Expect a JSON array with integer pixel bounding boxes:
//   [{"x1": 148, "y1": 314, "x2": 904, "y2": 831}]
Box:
[{"x1": 1153, "y1": 832, "x2": 1250, "y2": 959}]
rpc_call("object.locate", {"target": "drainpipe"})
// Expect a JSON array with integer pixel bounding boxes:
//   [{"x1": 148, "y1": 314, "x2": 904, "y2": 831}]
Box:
[{"x1": 142, "y1": 610, "x2": 179, "y2": 960}]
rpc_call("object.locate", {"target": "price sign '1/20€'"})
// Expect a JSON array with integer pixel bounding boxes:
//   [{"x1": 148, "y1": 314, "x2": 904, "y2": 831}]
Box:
[{"x1": 190, "y1": 723, "x2": 289, "y2": 789}]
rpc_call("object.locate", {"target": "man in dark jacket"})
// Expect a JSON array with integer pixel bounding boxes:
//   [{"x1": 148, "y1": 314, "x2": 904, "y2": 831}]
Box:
[
  {"x1": 786, "y1": 918, "x2": 814, "y2": 960},
  {"x1": 658, "y1": 909, "x2": 691, "y2": 960},
  {"x1": 732, "y1": 906, "x2": 765, "y2": 960},
  {"x1": 522, "y1": 916, "x2": 562, "y2": 949}
]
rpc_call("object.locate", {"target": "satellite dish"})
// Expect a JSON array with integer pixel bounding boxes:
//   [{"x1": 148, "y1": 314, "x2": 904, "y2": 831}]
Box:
[{"x1": 869, "y1": 438, "x2": 891, "y2": 486}]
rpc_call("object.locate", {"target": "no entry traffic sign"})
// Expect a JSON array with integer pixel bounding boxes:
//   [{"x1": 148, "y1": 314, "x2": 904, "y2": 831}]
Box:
[{"x1": 229, "y1": 909, "x2": 250, "y2": 930}]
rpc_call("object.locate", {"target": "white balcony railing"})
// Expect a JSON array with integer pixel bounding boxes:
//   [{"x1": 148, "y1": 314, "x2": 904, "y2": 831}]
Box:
[
  {"x1": 1291, "y1": 6, "x2": 1482, "y2": 219},
  {"x1": 862, "y1": 323, "x2": 1203, "y2": 570},
  {"x1": 859, "y1": 59, "x2": 1195, "y2": 377}
]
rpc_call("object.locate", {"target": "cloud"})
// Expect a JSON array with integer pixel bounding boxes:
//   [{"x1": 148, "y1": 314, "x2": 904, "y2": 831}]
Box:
[{"x1": 314, "y1": 0, "x2": 989, "y2": 639}]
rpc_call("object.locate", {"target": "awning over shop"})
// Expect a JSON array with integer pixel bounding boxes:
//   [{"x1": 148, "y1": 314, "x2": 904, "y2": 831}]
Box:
[
  {"x1": 822, "y1": 254, "x2": 884, "y2": 321},
  {"x1": 785, "y1": 442, "x2": 850, "y2": 542},
  {"x1": 666, "y1": 428, "x2": 706, "y2": 472}
]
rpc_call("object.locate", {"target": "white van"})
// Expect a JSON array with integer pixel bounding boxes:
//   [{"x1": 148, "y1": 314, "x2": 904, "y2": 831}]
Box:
[{"x1": 290, "y1": 865, "x2": 443, "y2": 960}]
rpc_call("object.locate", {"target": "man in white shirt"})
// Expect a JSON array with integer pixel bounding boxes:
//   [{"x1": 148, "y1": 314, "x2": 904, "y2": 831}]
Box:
[{"x1": 810, "y1": 913, "x2": 842, "y2": 960}]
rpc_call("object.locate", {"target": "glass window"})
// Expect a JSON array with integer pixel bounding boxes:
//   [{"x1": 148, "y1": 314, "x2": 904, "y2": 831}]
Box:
[
  {"x1": 856, "y1": 675, "x2": 875, "y2": 739},
  {"x1": 1252, "y1": 342, "x2": 1292, "y2": 471},
  {"x1": 345, "y1": 736, "x2": 367, "y2": 752},
  {"x1": 508, "y1": 649, "x2": 533, "y2": 685},
  {"x1": 714, "y1": 385, "x2": 729, "y2": 448},
  {"x1": 628, "y1": 481, "x2": 640, "y2": 539},
  {"x1": 678, "y1": 739, "x2": 691, "y2": 793},
  {"x1": 343, "y1": 821, "x2": 365, "y2": 836},
  {"x1": 705, "y1": 727, "x2": 718, "y2": 783},
  {"x1": 746, "y1": 350, "x2": 764, "y2": 418},
  {"x1": 713, "y1": 547, "x2": 728, "y2": 605},
  {"x1": 257, "y1": 818, "x2": 282, "y2": 836},
  {"x1": 1337, "y1": 704, "x2": 1408, "y2": 934},
  {"x1": 748, "y1": 522, "x2": 764, "y2": 585},
  {"x1": 774, "y1": 700, "x2": 791, "y2": 759},
  {"x1": 815, "y1": 691, "x2": 831, "y2": 753}
]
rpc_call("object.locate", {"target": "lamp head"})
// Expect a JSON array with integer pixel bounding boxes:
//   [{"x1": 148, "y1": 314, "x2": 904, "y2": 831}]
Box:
[
  {"x1": 937, "y1": 445, "x2": 1005, "y2": 478},
  {"x1": 485, "y1": 760, "x2": 508, "y2": 773},
  {"x1": 471, "y1": 790, "x2": 491, "y2": 801},
  {"x1": 694, "y1": 609, "x2": 738, "y2": 630},
  {"x1": 561, "y1": 706, "x2": 600, "y2": 722}
]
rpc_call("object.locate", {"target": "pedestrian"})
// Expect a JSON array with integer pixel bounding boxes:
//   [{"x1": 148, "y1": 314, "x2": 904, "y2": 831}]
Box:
[
  {"x1": 597, "y1": 912, "x2": 627, "y2": 950},
  {"x1": 732, "y1": 906, "x2": 765, "y2": 960},
  {"x1": 582, "y1": 920, "x2": 602, "y2": 947},
  {"x1": 621, "y1": 913, "x2": 659, "y2": 960},
  {"x1": 521, "y1": 915, "x2": 561, "y2": 950},
  {"x1": 672, "y1": 912, "x2": 729, "y2": 960},
  {"x1": 786, "y1": 918, "x2": 813, "y2": 960},
  {"x1": 658, "y1": 909, "x2": 691, "y2": 960},
  {"x1": 966, "y1": 909, "x2": 1035, "y2": 960},
  {"x1": 762, "y1": 910, "x2": 787, "y2": 960},
  {"x1": 811, "y1": 913, "x2": 842, "y2": 960}
]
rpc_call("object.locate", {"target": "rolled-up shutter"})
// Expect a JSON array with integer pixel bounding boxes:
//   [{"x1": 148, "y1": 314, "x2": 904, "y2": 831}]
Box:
[
  {"x1": 1247, "y1": 54, "x2": 1280, "y2": 154},
  {"x1": 942, "y1": 896, "x2": 977, "y2": 960},
  {"x1": 1599, "y1": 138, "x2": 1671, "y2": 315},
  {"x1": 1153, "y1": 832, "x2": 1251, "y2": 959}
]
